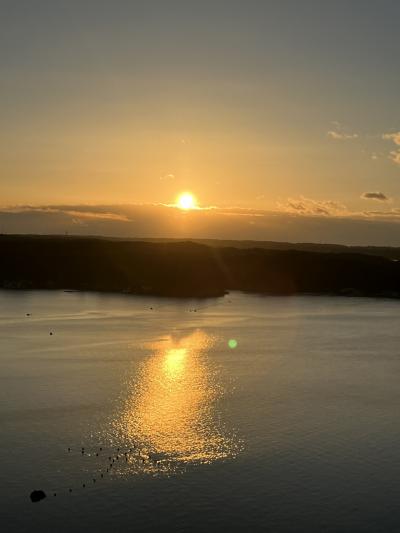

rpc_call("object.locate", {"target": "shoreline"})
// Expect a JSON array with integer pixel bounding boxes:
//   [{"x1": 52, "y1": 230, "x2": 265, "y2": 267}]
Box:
[{"x1": 1, "y1": 286, "x2": 400, "y2": 302}]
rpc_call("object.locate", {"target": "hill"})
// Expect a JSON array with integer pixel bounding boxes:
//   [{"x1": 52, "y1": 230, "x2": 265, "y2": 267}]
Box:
[{"x1": 1, "y1": 235, "x2": 400, "y2": 298}]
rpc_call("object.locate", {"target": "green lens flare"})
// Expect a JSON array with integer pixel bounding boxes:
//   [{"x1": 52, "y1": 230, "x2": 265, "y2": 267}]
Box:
[{"x1": 228, "y1": 339, "x2": 238, "y2": 349}]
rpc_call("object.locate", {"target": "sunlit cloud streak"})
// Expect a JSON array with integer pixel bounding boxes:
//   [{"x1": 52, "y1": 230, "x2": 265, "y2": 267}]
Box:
[
  {"x1": 327, "y1": 131, "x2": 359, "y2": 140},
  {"x1": 3, "y1": 201, "x2": 400, "y2": 246}
]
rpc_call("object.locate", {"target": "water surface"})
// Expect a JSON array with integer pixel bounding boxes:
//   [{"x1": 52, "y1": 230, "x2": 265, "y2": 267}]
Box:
[{"x1": 1, "y1": 290, "x2": 400, "y2": 532}]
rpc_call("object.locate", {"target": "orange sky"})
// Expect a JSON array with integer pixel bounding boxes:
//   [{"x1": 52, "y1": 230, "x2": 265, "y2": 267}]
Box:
[{"x1": 1, "y1": 1, "x2": 400, "y2": 244}]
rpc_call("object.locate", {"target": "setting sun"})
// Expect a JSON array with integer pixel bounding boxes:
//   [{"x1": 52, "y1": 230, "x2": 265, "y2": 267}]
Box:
[{"x1": 177, "y1": 192, "x2": 197, "y2": 210}]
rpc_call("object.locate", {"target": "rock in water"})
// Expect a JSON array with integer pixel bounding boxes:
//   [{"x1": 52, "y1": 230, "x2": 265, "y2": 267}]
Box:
[{"x1": 30, "y1": 490, "x2": 46, "y2": 503}]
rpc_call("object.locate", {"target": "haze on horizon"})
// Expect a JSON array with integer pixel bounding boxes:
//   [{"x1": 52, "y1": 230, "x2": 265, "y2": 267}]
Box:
[{"x1": 1, "y1": 0, "x2": 400, "y2": 245}]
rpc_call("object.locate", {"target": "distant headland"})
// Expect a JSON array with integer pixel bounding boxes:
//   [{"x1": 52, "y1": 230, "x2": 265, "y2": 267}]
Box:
[{"x1": 1, "y1": 235, "x2": 400, "y2": 299}]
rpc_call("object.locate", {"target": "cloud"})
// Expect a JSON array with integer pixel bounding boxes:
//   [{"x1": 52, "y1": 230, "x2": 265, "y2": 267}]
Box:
[
  {"x1": 12, "y1": 206, "x2": 131, "y2": 222},
  {"x1": 389, "y1": 150, "x2": 400, "y2": 165},
  {"x1": 3, "y1": 201, "x2": 400, "y2": 246},
  {"x1": 363, "y1": 209, "x2": 400, "y2": 219},
  {"x1": 327, "y1": 122, "x2": 358, "y2": 140},
  {"x1": 361, "y1": 192, "x2": 389, "y2": 202},
  {"x1": 278, "y1": 196, "x2": 347, "y2": 216},
  {"x1": 383, "y1": 132, "x2": 400, "y2": 146},
  {"x1": 325, "y1": 126, "x2": 400, "y2": 164},
  {"x1": 382, "y1": 132, "x2": 400, "y2": 165},
  {"x1": 327, "y1": 130, "x2": 358, "y2": 140},
  {"x1": 215, "y1": 207, "x2": 266, "y2": 217},
  {"x1": 65, "y1": 209, "x2": 130, "y2": 221}
]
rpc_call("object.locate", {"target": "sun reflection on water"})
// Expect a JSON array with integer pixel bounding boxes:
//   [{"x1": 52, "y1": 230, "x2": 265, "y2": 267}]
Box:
[{"x1": 114, "y1": 330, "x2": 240, "y2": 470}]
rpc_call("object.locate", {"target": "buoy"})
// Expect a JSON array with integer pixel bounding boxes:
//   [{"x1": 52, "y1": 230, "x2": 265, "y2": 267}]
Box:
[{"x1": 30, "y1": 490, "x2": 46, "y2": 503}]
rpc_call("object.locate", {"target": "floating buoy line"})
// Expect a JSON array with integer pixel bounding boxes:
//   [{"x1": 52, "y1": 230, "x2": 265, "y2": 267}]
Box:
[{"x1": 30, "y1": 443, "x2": 173, "y2": 502}]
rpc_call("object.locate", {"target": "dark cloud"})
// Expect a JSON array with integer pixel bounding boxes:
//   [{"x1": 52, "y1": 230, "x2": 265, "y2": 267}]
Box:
[{"x1": 361, "y1": 192, "x2": 389, "y2": 201}]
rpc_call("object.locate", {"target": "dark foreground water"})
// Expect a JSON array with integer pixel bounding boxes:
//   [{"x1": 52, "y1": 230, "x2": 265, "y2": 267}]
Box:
[{"x1": 1, "y1": 290, "x2": 400, "y2": 532}]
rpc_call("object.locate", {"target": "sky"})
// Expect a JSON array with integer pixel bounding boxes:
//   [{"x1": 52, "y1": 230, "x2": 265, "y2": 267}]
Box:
[{"x1": 1, "y1": 0, "x2": 400, "y2": 244}]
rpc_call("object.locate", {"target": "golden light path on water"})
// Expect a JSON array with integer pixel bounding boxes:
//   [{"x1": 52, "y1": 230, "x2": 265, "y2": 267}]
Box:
[{"x1": 112, "y1": 330, "x2": 241, "y2": 473}]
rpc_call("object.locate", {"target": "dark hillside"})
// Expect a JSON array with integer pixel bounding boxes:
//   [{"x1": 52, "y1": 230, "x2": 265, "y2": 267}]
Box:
[{"x1": 1, "y1": 235, "x2": 399, "y2": 298}]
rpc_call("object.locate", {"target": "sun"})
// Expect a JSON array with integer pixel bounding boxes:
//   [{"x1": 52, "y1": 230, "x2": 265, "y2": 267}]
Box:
[{"x1": 177, "y1": 192, "x2": 197, "y2": 210}]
